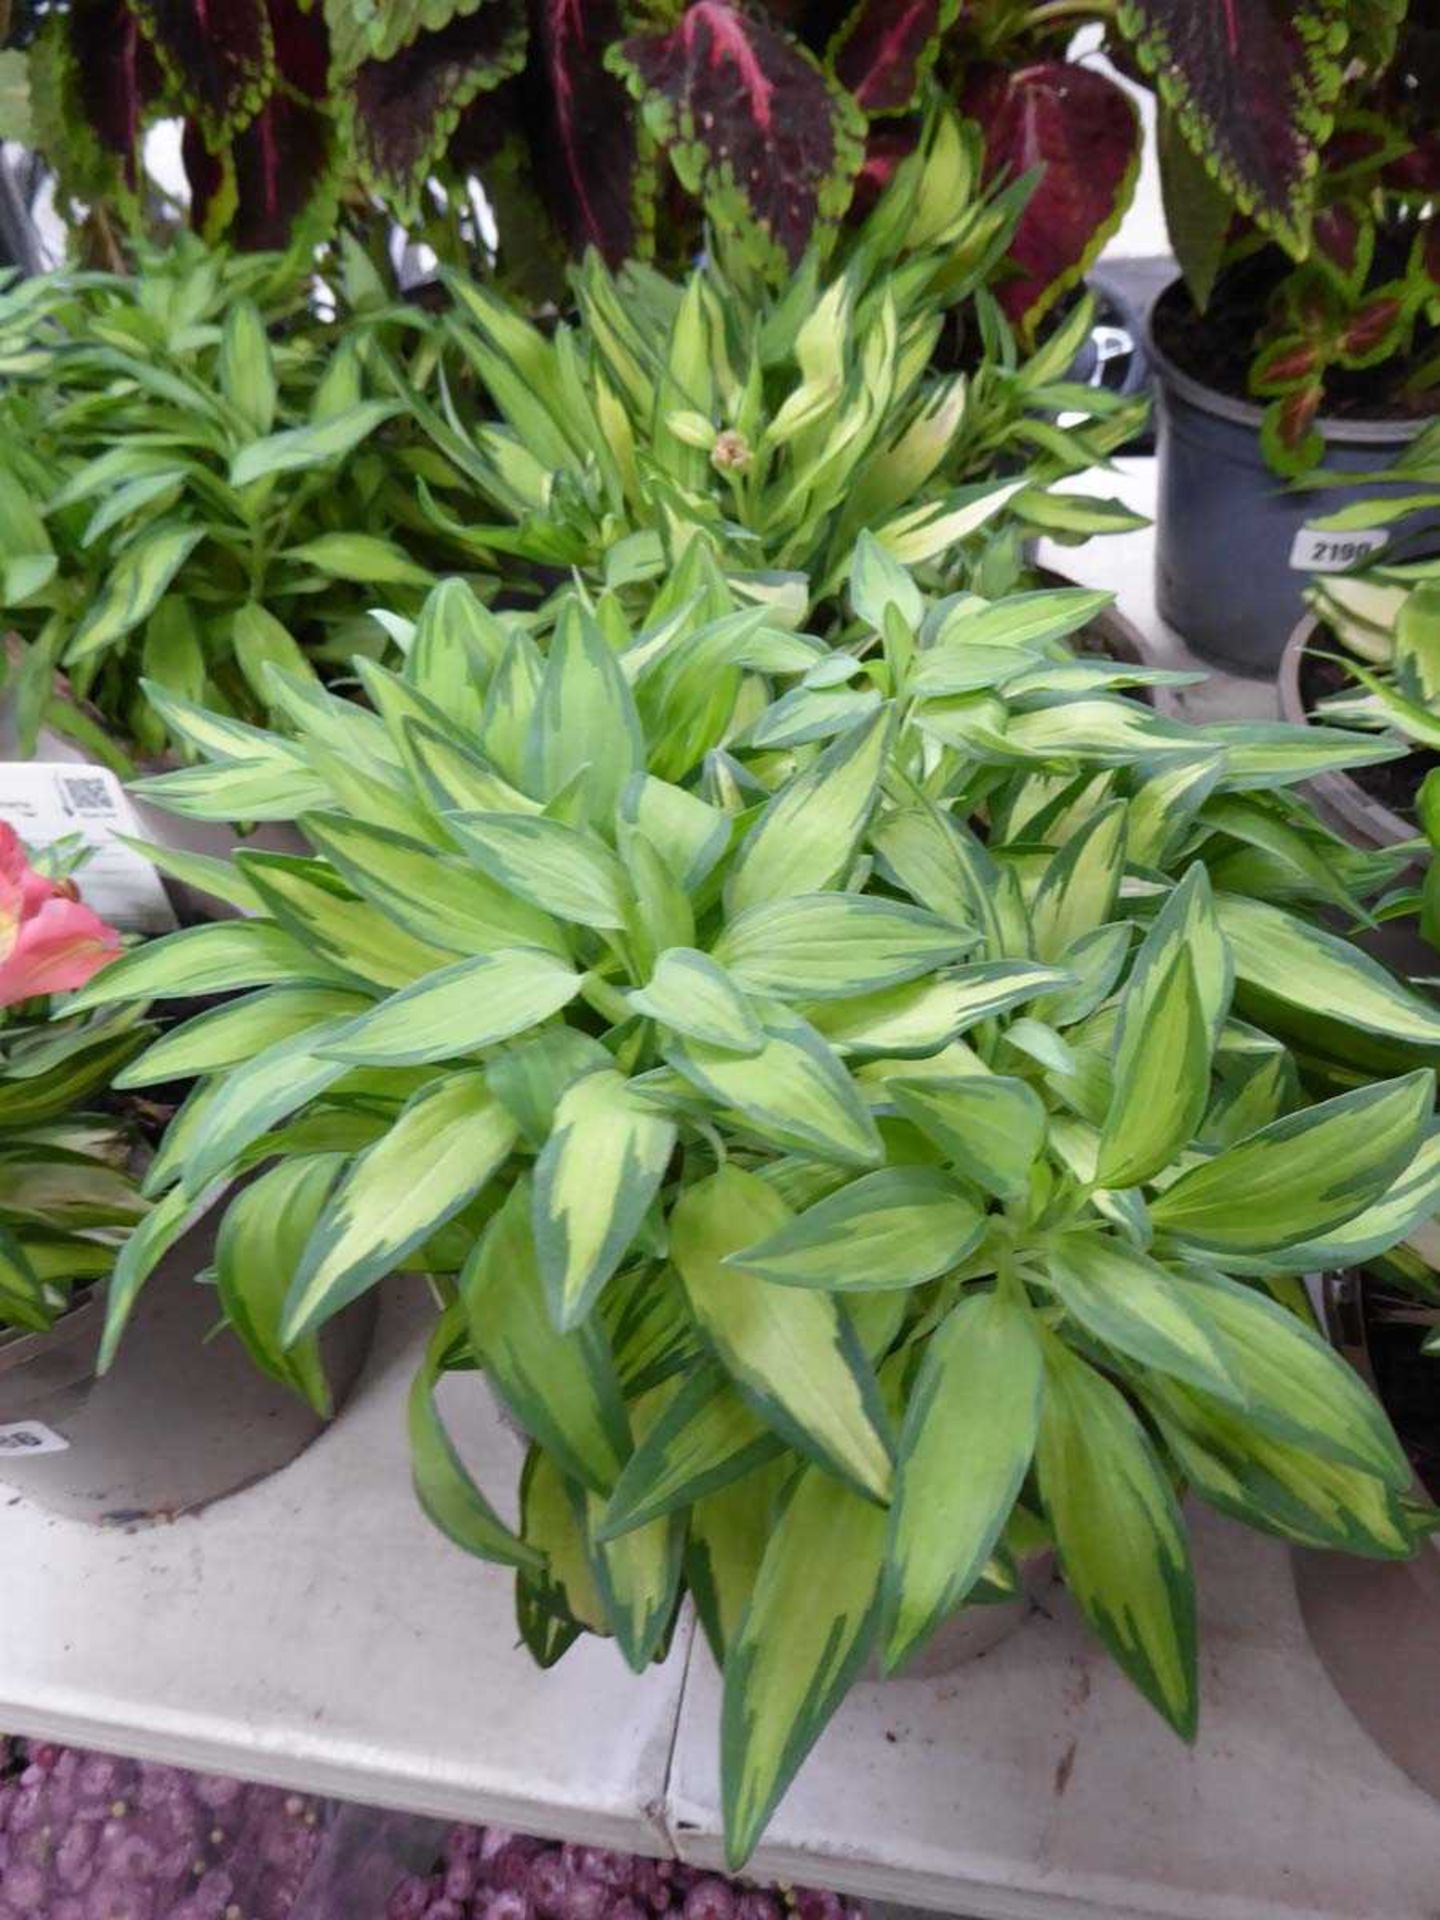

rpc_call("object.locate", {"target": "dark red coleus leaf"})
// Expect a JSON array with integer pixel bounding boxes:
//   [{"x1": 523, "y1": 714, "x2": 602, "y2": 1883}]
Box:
[
  {"x1": 449, "y1": 72, "x2": 525, "y2": 176},
  {"x1": 1340, "y1": 293, "x2": 1407, "y2": 362},
  {"x1": 1251, "y1": 335, "x2": 1322, "y2": 393},
  {"x1": 1116, "y1": 0, "x2": 1349, "y2": 251},
  {"x1": 1386, "y1": 132, "x2": 1440, "y2": 194},
  {"x1": 1277, "y1": 382, "x2": 1323, "y2": 447},
  {"x1": 965, "y1": 61, "x2": 1140, "y2": 333},
  {"x1": 526, "y1": 0, "x2": 647, "y2": 263},
  {"x1": 129, "y1": 0, "x2": 274, "y2": 143},
  {"x1": 348, "y1": 0, "x2": 527, "y2": 211},
  {"x1": 828, "y1": 0, "x2": 955, "y2": 116},
  {"x1": 613, "y1": 0, "x2": 864, "y2": 271},
  {"x1": 71, "y1": 0, "x2": 163, "y2": 177},
  {"x1": 1423, "y1": 226, "x2": 1440, "y2": 290},
  {"x1": 267, "y1": 0, "x2": 329, "y2": 99},
  {"x1": 185, "y1": 85, "x2": 334, "y2": 249},
  {"x1": 1312, "y1": 205, "x2": 1361, "y2": 277}
]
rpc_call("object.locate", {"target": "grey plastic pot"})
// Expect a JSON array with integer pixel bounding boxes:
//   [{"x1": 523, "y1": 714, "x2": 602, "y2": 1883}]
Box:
[
  {"x1": 0, "y1": 1214, "x2": 377, "y2": 1524},
  {"x1": 1293, "y1": 1272, "x2": 1440, "y2": 1805},
  {"x1": 1148, "y1": 281, "x2": 1434, "y2": 678}
]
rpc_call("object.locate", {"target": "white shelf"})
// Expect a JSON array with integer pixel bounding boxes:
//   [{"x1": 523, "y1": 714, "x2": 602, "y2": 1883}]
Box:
[{"x1": 0, "y1": 1289, "x2": 692, "y2": 1854}]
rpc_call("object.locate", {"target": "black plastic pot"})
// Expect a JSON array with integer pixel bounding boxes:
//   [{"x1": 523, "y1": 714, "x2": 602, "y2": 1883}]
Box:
[
  {"x1": 0, "y1": 1215, "x2": 377, "y2": 1524},
  {"x1": 1148, "y1": 281, "x2": 1432, "y2": 678}
]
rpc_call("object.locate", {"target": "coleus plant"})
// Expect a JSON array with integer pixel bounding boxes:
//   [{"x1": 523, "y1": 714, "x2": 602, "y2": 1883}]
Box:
[
  {"x1": 0, "y1": 821, "x2": 149, "y2": 1334},
  {"x1": 399, "y1": 114, "x2": 1146, "y2": 624},
  {"x1": 1167, "y1": 3, "x2": 1440, "y2": 474},
  {"x1": 0, "y1": 235, "x2": 462, "y2": 767},
  {"x1": 69, "y1": 548, "x2": 1440, "y2": 1860},
  {"x1": 6, "y1": 0, "x2": 1385, "y2": 340}
]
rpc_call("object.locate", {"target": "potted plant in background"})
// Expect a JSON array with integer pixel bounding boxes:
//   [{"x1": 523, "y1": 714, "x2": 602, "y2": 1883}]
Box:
[
  {"x1": 0, "y1": 236, "x2": 461, "y2": 771},
  {"x1": 68, "y1": 534, "x2": 1440, "y2": 1861},
  {"x1": 1148, "y1": 1, "x2": 1440, "y2": 673},
  {"x1": 0, "y1": 816, "x2": 378, "y2": 1522}
]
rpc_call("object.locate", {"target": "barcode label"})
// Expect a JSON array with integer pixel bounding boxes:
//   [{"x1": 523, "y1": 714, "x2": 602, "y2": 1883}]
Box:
[
  {"x1": 0, "y1": 763, "x2": 176, "y2": 934},
  {"x1": 1290, "y1": 526, "x2": 1389, "y2": 572},
  {"x1": 58, "y1": 774, "x2": 119, "y2": 817},
  {"x1": 0, "y1": 1421, "x2": 69, "y2": 1455}
]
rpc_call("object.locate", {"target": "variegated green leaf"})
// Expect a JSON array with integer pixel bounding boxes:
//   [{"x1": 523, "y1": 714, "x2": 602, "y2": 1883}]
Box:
[
  {"x1": 487, "y1": 1028, "x2": 615, "y2": 1149},
  {"x1": 534, "y1": 1069, "x2": 677, "y2": 1331},
  {"x1": 68, "y1": 920, "x2": 347, "y2": 1011},
  {"x1": 1228, "y1": 1130, "x2": 1440, "y2": 1275},
  {"x1": 881, "y1": 1287, "x2": 1043, "y2": 1673},
  {"x1": 230, "y1": 401, "x2": 400, "y2": 486},
  {"x1": 688, "y1": 1464, "x2": 786, "y2": 1665},
  {"x1": 1030, "y1": 800, "x2": 1127, "y2": 962},
  {"x1": 322, "y1": 951, "x2": 583, "y2": 1067},
  {"x1": 464, "y1": 1179, "x2": 630, "y2": 1495},
  {"x1": 445, "y1": 812, "x2": 631, "y2": 930},
  {"x1": 621, "y1": 774, "x2": 732, "y2": 890},
  {"x1": 1005, "y1": 699, "x2": 1196, "y2": 764},
  {"x1": 1043, "y1": 1233, "x2": 1239, "y2": 1401},
  {"x1": 283, "y1": 1072, "x2": 517, "y2": 1342},
  {"x1": 67, "y1": 524, "x2": 204, "y2": 663},
  {"x1": 215, "y1": 1155, "x2": 345, "y2": 1415},
  {"x1": 1215, "y1": 893, "x2": 1440, "y2": 1046},
  {"x1": 181, "y1": 1019, "x2": 360, "y2": 1193},
  {"x1": 1096, "y1": 945, "x2": 1209, "y2": 1189},
  {"x1": 809, "y1": 961, "x2": 1072, "y2": 1056},
  {"x1": 114, "y1": 988, "x2": 369, "y2": 1089},
  {"x1": 714, "y1": 893, "x2": 974, "y2": 1000},
  {"x1": 726, "y1": 709, "x2": 891, "y2": 915},
  {"x1": 729, "y1": 1168, "x2": 982, "y2": 1291},
  {"x1": 600, "y1": 1363, "x2": 779, "y2": 1540},
  {"x1": 721, "y1": 1462, "x2": 887, "y2": 1869},
  {"x1": 665, "y1": 1003, "x2": 882, "y2": 1167},
  {"x1": 889, "y1": 1075, "x2": 1046, "y2": 1201},
  {"x1": 1172, "y1": 1271, "x2": 1409, "y2": 1488},
  {"x1": 302, "y1": 813, "x2": 568, "y2": 959},
  {"x1": 410, "y1": 1302, "x2": 540, "y2": 1570},
  {"x1": 671, "y1": 1168, "x2": 894, "y2": 1502},
  {"x1": 239, "y1": 854, "x2": 456, "y2": 992},
  {"x1": 1150, "y1": 1072, "x2": 1434, "y2": 1254},
  {"x1": 1037, "y1": 1339, "x2": 1197, "y2": 1736},
  {"x1": 525, "y1": 599, "x2": 643, "y2": 826},
  {"x1": 627, "y1": 948, "x2": 764, "y2": 1054},
  {"x1": 517, "y1": 1446, "x2": 610, "y2": 1662}
]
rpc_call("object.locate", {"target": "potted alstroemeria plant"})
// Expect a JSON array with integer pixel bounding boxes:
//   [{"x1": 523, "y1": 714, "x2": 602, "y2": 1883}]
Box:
[{"x1": 71, "y1": 547, "x2": 1440, "y2": 1859}]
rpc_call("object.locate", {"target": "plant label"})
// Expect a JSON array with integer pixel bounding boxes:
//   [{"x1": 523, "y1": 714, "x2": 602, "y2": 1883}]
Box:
[
  {"x1": 1290, "y1": 526, "x2": 1390, "y2": 572},
  {"x1": 0, "y1": 762, "x2": 176, "y2": 933},
  {"x1": 0, "y1": 1420, "x2": 69, "y2": 1455}
]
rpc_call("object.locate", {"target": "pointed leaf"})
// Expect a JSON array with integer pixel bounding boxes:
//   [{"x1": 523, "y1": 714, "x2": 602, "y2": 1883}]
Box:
[
  {"x1": 728, "y1": 1166, "x2": 983, "y2": 1291},
  {"x1": 890, "y1": 1074, "x2": 1046, "y2": 1201},
  {"x1": 321, "y1": 950, "x2": 582, "y2": 1067}
]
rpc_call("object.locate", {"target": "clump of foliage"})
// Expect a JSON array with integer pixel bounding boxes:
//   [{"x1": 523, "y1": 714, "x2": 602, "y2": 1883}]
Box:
[
  {"x1": 71, "y1": 543, "x2": 1440, "y2": 1861},
  {"x1": 1162, "y1": 5, "x2": 1440, "y2": 472},
  {"x1": 397, "y1": 113, "x2": 1146, "y2": 625},
  {"x1": 0, "y1": 236, "x2": 467, "y2": 765},
  {"x1": 0, "y1": 0, "x2": 1395, "y2": 339}
]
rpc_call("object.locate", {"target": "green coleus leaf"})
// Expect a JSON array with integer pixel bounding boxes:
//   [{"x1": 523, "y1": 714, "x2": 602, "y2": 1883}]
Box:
[
  {"x1": 881, "y1": 1286, "x2": 1043, "y2": 1673},
  {"x1": 1037, "y1": 1338, "x2": 1197, "y2": 1737},
  {"x1": 610, "y1": 2, "x2": 865, "y2": 276},
  {"x1": 721, "y1": 1459, "x2": 887, "y2": 1869},
  {"x1": 713, "y1": 893, "x2": 975, "y2": 1000},
  {"x1": 727, "y1": 1167, "x2": 984, "y2": 1292},
  {"x1": 464, "y1": 1178, "x2": 631, "y2": 1495},
  {"x1": 671, "y1": 1167, "x2": 894, "y2": 1502},
  {"x1": 283, "y1": 1070, "x2": 517, "y2": 1342},
  {"x1": 533, "y1": 1068, "x2": 677, "y2": 1331},
  {"x1": 1150, "y1": 1071, "x2": 1435, "y2": 1255}
]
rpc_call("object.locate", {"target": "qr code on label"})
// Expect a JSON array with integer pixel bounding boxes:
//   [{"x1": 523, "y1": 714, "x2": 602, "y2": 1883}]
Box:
[{"x1": 58, "y1": 774, "x2": 117, "y2": 817}]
